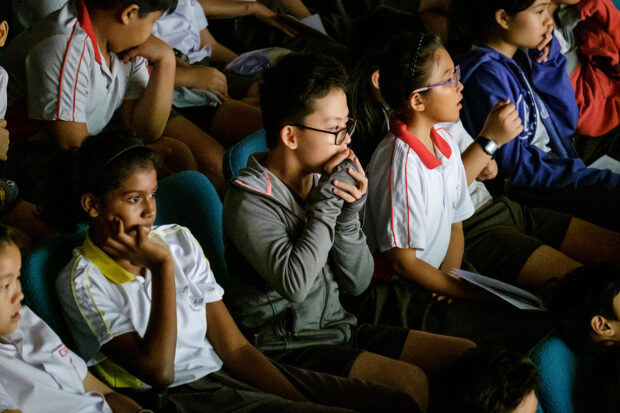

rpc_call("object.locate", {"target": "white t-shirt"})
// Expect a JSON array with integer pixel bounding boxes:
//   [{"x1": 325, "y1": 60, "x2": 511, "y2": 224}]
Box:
[
  {"x1": 152, "y1": 0, "x2": 211, "y2": 64},
  {"x1": 554, "y1": 4, "x2": 581, "y2": 76},
  {"x1": 0, "y1": 306, "x2": 112, "y2": 413},
  {"x1": 364, "y1": 120, "x2": 474, "y2": 269},
  {"x1": 0, "y1": 66, "x2": 7, "y2": 118},
  {"x1": 2, "y1": 0, "x2": 149, "y2": 135},
  {"x1": 437, "y1": 119, "x2": 493, "y2": 210},
  {"x1": 56, "y1": 224, "x2": 225, "y2": 388}
]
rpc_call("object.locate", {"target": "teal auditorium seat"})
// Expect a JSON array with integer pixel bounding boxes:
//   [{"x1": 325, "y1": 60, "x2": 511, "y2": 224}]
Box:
[
  {"x1": 20, "y1": 224, "x2": 88, "y2": 349},
  {"x1": 155, "y1": 170, "x2": 229, "y2": 290},
  {"x1": 223, "y1": 129, "x2": 268, "y2": 180},
  {"x1": 21, "y1": 171, "x2": 229, "y2": 348},
  {"x1": 529, "y1": 334, "x2": 579, "y2": 413}
]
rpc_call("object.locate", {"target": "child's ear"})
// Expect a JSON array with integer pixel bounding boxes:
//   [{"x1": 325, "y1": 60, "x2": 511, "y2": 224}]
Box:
[
  {"x1": 370, "y1": 69, "x2": 380, "y2": 91},
  {"x1": 0, "y1": 21, "x2": 9, "y2": 48},
  {"x1": 407, "y1": 92, "x2": 426, "y2": 112},
  {"x1": 81, "y1": 193, "x2": 101, "y2": 218},
  {"x1": 495, "y1": 9, "x2": 511, "y2": 30},
  {"x1": 279, "y1": 125, "x2": 298, "y2": 150},
  {"x1": 120, "y1": 4, "x2": 141, "y2": 25},
  {"x1": 591, "y1": 315, "x2": 616, "y2": 338}
]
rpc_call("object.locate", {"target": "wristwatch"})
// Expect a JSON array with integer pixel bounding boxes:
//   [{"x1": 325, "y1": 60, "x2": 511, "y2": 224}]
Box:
[{"x1": 475, "y1": 136, "x2": 499, "y2": 158}]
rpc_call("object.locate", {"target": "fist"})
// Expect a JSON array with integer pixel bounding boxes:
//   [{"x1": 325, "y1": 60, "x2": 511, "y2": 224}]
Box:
[{"x1": 479, "y1": 100, "x2": 523, "y2": 147}]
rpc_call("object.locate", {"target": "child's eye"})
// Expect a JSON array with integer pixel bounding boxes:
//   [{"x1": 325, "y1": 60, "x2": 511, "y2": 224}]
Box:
[{"x1": 129, "y1": 195, "x2": 141, "y2": 203}]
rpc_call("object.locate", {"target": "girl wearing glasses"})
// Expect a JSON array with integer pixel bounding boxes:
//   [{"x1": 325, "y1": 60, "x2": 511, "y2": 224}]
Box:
[
  {"x1": 450, "y1": 0, "x2": 620, "y2": 231},
  {"x1": 362, "y1": 31, "x2": 620, "y2": 309}
]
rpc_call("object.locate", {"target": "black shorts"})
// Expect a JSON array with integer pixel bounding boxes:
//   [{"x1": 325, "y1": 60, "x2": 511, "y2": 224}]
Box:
[
  {"x1": 174, "y1": 105, "x2": 219, "y2": 133},
  {"x1": 265, "y1": 323, "x2": 410, "y2": 377},
  {"x1": 463, "y1": 197, "x2": 572, "y2": 282}
]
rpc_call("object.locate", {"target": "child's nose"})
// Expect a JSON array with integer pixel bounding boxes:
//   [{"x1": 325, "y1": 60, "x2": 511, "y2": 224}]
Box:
[
  {"x1": 143, "y1": 199, "x2": 156, "y2": 217},
  {"x1": 13, "y1": 282, "x2": 24, "y2": 305},
  {"x1": 343, "y1": 132, "x2": 352, "y2": 146},
  {"x1": 457, "y1": 81, "x2": 464, "y2": 93}
]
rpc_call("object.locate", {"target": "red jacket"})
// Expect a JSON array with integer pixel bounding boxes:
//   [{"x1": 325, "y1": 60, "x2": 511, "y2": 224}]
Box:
[{"x1": 571, "y1": 0, "x2": 620, "y2": 136}]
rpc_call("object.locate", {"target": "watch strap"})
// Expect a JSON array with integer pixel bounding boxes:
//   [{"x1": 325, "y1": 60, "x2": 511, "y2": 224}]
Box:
[{"x1": 475, "y1": 136, "x2": 498, "y2": 158}]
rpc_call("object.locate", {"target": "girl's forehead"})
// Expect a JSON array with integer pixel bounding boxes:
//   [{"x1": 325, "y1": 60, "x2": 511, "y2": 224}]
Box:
[
  {"x1": 431, "y1": 49, "x2": 454, "y2": 76},
  {"x1": 109, "y1": 167, "x2": 158, "y2": 193}
]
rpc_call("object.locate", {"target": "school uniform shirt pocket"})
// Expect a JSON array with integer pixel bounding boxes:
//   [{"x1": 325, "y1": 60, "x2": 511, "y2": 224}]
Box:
[{"x1": 42, "y1": 344, "x2": 85, "y2": 392}]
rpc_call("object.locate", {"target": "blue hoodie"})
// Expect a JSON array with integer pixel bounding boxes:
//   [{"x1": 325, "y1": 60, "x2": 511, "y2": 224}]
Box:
[{"x1": 457, "y1": 38, "x2": 620, "y2": 190}]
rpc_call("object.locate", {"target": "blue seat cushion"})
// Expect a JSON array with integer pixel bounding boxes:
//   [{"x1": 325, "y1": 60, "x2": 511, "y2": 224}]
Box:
[
  {"x1": 529, "y1": 335, "x2": 579, "y2": 413},
  {"x1": 223, "y1": 129, "x2": 267, "y2": 180}
]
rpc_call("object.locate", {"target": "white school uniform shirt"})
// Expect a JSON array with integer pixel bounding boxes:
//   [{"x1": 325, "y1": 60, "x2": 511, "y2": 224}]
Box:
[
  {"x1": 56, "y1": 224, "x2": 225, "y2": 388},
  {"x1": 364, "y1": 118, "x2": 474, "y2": 270},
  {"x1": 437, "y1": 119, "x2": 493, "y2": 210},
  {"x1": 0, "y1": 306, "x2": 112, "y2": 413},
  {"x1": 2, "y1": 0, "x2": 149, "y2": 135},
  {"x1": 0, "y1": 66, "x2": 7, "y2": 118},
  {"x1": 152, "y1": 0, "x2": 211, "y2": 64}
]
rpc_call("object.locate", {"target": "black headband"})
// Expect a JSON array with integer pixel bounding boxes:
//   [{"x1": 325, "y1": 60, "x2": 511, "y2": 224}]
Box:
[
  {"x1": 407, "y1": 33, "x2": 426, "y2": 90},
  {"x1": 83, "y1": 140, "x2": 145, "y2": 188}
]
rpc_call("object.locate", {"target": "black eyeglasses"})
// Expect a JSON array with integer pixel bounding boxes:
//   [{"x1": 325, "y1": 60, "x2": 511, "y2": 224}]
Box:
[{"x1": 290, "y1": 118, "x2": 357, "y2": 145}]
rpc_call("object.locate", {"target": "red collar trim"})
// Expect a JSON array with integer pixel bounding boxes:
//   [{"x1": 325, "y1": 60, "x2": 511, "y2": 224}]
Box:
[
  {"x1": 76, "y1": 0, "x2": 102, "y2": 65},
  {"x1": 389, "y1": 117, "x2": 452, "y2": 170}
]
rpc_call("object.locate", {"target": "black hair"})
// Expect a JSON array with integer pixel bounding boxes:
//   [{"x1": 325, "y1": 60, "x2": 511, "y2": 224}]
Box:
[
  {"x1": 432, "y1": 347, "x2": 540, "y2": 413},
  {"x1": 38, "y1": 131, "x2": 158, "y2": 233},
  {"x1": 548, "y1": 263, "x2": 620, "y2": 354},
  {"x1": 0, "y1": 226, "x2": 15, "y2": 250},
  {"x1": 448, "y1": 0, "x2": 536, "y2": 55},
  {"x1": 581, "y1": 343, "x2": 620, "y2": 413},
  {"x1": 84, "y1": 0, "x2": 178, "y2": 16},
  {"x1": 259, "y1": 52, "x2": 347, "y2": 149},
  {"x1": 0, "y1": 2, "x2": 9, "y2": 24},
  {"x1": 346, "y1": 7, "x2": 423, "y2": 167},
  {"x1": 379, "y1": 31, "x2": 444, "y2": 114}
]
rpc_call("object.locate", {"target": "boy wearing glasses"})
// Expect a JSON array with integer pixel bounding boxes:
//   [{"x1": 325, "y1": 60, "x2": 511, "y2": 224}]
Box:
[{"x1": 222, "y1": 52, "x2": 476, "y2": 413}]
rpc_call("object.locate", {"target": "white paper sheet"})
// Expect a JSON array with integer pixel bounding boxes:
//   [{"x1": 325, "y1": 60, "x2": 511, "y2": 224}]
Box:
[
  {"x1": 300, "y1": 13, "x2": 328, "y2": 35},
  {"x1": 589, "y1": 155, "x2": 620, "y2": 174},
  {"x1": 450, "y1": 269, "x2": 546, "y2": 311}
]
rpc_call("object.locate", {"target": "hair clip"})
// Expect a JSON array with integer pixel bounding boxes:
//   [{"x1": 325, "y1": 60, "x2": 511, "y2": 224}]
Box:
[{"x1": 407, "y1": 33, "x2": 425, "y2": 88}]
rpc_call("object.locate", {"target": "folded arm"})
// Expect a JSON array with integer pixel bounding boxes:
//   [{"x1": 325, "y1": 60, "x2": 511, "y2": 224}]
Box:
[{"x1": 117, "y1": 36, "x2": 176, "y2": 142}]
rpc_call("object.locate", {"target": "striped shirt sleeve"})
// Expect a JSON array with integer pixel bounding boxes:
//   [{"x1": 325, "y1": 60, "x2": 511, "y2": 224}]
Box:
[
  {"x1": 56, "y1": 258, "x2": 134, "y2": 361},
  {"x1": 389, "y1": 142, "x2": 427, "y2": 251},
  {"x1": 26, "y1": 31, "x2": 92, "y2": 124}
]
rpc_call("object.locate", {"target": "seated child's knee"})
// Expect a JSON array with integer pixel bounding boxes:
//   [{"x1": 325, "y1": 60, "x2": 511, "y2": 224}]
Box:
[{"x1": 149, "y1": 136, "x2": 198, "y2": 173}]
